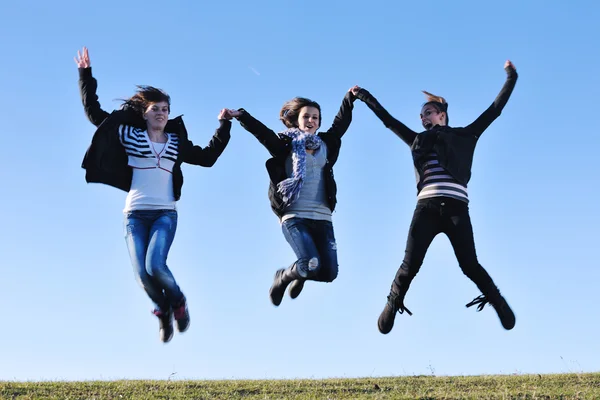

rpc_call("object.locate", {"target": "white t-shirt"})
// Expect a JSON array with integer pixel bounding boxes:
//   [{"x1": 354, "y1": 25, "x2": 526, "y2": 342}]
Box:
[{"x1": 118, "y1": 125, "x2": 179, "y2": 212}]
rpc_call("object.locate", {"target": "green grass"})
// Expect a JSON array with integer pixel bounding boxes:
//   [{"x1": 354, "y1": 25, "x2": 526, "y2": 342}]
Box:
[{"x1": 1, "y1": 373, "x2": 599, "y2": 399}]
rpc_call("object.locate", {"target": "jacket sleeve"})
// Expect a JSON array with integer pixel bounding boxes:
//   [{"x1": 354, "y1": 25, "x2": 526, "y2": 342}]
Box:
[
  {"x1": 182, "y1": 119, "x2": 232, "y2": 167},
  {"x1": 320, "y1": 91, "x2": 356, "y2": 140},
  {"x1": 78, "y1": 67, "x2": 111, "y2": 127},
  {"x1": 356, "y1": 88, "x2": 417, "y2": 146},
  {"x1": 465, "y1": 67, "x2": 519, "y2": 138},
  {"x1": 236, "y1": 109, "x2": 288, "y2": 157}
]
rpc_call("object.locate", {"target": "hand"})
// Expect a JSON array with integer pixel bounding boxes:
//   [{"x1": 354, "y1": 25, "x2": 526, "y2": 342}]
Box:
[
  {"x1": 227, "y1": 109, "x2": 242, "y2": 118},
  {"x1": 504, "y1": 59, "x2": 516, "y2": 71},
  {"x1": 218, "y1": 108, "x2": 232, "y2": 120},
  {"x1": 349, "y1": 85, "x2": 361, "y2": 96},
  {"x1": 74, "y1": 46, "x2": 91, "y2": 68}
]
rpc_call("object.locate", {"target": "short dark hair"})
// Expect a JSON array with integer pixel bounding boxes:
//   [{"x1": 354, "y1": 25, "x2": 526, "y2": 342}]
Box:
[
  {"x1": 279, "y1": 97, "x2": 322, "y2": 129},
  {"x1": 121, "y1": 86, "x2": 171, "y2": 116}
]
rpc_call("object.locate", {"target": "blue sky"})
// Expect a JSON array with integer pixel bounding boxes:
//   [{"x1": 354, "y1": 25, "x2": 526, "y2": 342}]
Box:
[{"x1": 1, "y1": 0, "x2": 599, "y2": 381}]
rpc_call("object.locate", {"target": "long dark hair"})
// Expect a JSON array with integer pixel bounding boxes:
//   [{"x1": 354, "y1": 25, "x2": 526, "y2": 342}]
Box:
[
  {"x1": 279, "y1": 97, "x2": 322, "y2": 129},
  {"x1": 120, "y1": 86, "x2": 171, "y2": 116}
]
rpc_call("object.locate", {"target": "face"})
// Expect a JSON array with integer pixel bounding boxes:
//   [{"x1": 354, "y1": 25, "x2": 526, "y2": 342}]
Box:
[
  {"x1": 298, "y1": 106, "x2": 320, "y2": 134},
  {"x1": 144, "y1": 101, "x2": 170, "y2": 131},
  {"x1": 420, "y1": 104, "x2": 446, "y2": 130}
]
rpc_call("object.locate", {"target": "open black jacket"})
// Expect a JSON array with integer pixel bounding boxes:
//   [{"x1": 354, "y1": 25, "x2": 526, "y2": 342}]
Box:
[
  {"x1": 236, "y1": 92, "x2": 357, "y2": 218},
  {"x1": 357, "y1": 67, "x2": 518, "y2": 190},
  {"x1": 78, "y1": 67, "x2": 231, "y2": 201}
]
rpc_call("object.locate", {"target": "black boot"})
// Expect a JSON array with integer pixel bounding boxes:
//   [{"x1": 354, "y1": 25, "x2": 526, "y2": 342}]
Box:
[
  {"x1": 288, "y1": 279, "x2": 305, "y2": 299},
  {"x1": 378, "y1": 290, "x2": 412, "y2": 335},
  {"x1": 269, "y1": 265, "x2": 301, "y2": 306},
  {"x1": 466, "y1": 290, "x2": 515, "y2": 330}
]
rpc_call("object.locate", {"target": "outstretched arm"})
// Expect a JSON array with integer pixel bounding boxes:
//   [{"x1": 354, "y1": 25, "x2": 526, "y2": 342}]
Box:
[
  {"x1": 320, "y1": 87, "x2": 359, "y2": 140},
  {"x1": 181, "y1": 110, "x2": 231, "y2": 167},
  {"x1": 355, "y1": 88, "x2": 417, "y2": 146},
  {"x1": 75, "y1": 47, "x2": 110, "y2": 127},
  {"x1": 466, "y1": 60, "x2": 519, "y2": 138},
  {"x1": 228, "y1": 108, "x2": 288, "y2": 157}
]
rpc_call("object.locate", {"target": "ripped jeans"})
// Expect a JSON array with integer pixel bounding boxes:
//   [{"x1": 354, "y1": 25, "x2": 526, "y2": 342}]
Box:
[{"x1": 281, "y1": 217, "x2": 339, "y2": 282}]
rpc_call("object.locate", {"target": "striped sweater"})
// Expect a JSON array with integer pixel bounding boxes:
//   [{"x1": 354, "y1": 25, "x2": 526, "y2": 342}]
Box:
[
  {"x1": 417, "y1": 152, "x2": 469, "y2": 203},
  {"x1": 118, "y1": 125, "x2": 179, "y2": 171}
]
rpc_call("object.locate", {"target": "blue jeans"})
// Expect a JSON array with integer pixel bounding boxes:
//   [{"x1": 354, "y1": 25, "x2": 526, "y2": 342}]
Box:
[
  {"x1": 281, "y1": 217, "x2": 339, "y2": 282},
  {"x1": 124, "y1": 209, "x2": 183, "y2": 312}
]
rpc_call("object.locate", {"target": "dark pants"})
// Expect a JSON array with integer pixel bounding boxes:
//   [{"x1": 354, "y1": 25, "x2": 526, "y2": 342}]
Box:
[{"x1": 392, "y1": 197, "x2": 498, "y2": 300}]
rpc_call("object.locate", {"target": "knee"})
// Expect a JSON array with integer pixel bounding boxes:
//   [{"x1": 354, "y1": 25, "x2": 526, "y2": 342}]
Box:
[
  {"x1": 458, "y1": 261, "x2": 482, "y2": 275},
  {"x1": 322, "y1": 268, "x2": 338, "y2": 283},
  {"x1": 135, "y1": 271, "x2": 154, "y2": 289},
  {"x1": 316, "y1": 260, "x2": 338, "y2": 283},
  {"x1": 296, "y1": 256, "x2": 320, "y2": 277},
  {"x1": 146, "y1": 260, "x2": 166, "y2": 278}
]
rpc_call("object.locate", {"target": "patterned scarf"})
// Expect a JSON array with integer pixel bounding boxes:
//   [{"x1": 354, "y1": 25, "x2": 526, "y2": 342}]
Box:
[{"x1": 277, "y1": 128, "x2": 323, "y2": 205}]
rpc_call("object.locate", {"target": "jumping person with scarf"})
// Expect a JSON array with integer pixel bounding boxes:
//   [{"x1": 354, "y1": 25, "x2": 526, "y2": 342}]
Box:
[
  {"x1": 224, "y1": 87, "x2": 360, "y2": 306},
  {"x1": 75, "y1": 47, "x2": 232, "y2": 343},
  {"x1": 355, "y1": 60, "x2": 518, "y2": 334}
]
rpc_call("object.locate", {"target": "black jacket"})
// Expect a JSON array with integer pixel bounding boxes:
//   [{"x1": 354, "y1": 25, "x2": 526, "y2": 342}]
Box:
[
  {"x1": 357, "y1": 67, "x2": 518, "y2": 189},
  {"x1": 78, "y1": 68, "x2": 231, "y2": 200},
  {"x1": 236, "y1": 92, "x2": 357, "y2": 218}
]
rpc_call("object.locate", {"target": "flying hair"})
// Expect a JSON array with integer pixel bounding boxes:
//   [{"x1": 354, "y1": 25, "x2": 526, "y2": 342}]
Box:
[
  {"x1": 422, "y1": 90, "x2": 449, "y2": 125},
  {"x1": 422, "y1": 91, "x2": 447, "y2": 107}
]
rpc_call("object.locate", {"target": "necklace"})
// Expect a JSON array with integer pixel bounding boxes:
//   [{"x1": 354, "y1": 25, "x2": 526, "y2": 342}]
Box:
[{"x1": 149, "y1": 134, "x2": 168, "y2": 167}]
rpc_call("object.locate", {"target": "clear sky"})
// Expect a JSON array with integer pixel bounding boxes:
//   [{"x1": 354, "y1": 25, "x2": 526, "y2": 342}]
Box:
[{"x1": 1, "y1": 0, "x2": 599, "y2": 381}]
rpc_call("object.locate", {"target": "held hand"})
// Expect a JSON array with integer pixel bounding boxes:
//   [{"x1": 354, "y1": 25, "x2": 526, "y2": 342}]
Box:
[
  {"x1": 504, "y1": 59, "x2": 516, "y2": 71},
  {"x1": 74, "y1": 46, "x2": 91, "y2": 68},
  {"x1": 227, "y1": 109, "x2": 242, "y2": 118},
  {"x1": 349, "y1": 85, "x2": 361, "y2": 96},
  {"x1": 218, "y1": 108, "x2": 232, "y2": 120}
]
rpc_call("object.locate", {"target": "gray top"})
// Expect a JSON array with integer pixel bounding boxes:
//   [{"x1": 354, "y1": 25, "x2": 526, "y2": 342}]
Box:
[{"x1": 281, "y1": 143, "x2": 332, "y2": 222}]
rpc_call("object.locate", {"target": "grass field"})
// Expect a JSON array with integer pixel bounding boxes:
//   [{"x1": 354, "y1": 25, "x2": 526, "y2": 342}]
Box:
[{"x1": 1, "y1": 373, "x2": 599, "y2": 399}]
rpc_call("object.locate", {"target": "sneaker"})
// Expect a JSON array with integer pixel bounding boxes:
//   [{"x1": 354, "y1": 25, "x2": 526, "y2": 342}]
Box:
[
  {"x1": 288, "y1": 279, "x2": 305, "y2": 299},
  {"x1": 466, "y1": 294, "x2": 515, "y2": 330},
  {"x1": 173, "y1": 298, "x2": 190, "y2": 333},
  {"x1": 377, "y1": 293, "x2": 412, "y2": 335},
  {"x1": 152, "y1": 308, "x2": 174, "y2": 343}
]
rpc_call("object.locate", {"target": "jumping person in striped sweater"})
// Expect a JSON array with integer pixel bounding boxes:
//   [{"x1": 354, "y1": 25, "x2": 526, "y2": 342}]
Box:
[
  {"x1": 355, "y1": 60, "x2": 518, "y2": 334},
  {"x1": 75, "y1": 47, "x2": 232, "y2": 343}
]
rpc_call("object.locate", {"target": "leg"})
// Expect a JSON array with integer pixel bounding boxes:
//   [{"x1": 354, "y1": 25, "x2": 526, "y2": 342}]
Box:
[
  {"x1": 443, "y1": 203, "x2": 494, "y2": 293},
  {"x1": 392, "y1": 203, "x2": 442, "y2": 299},
  {"x1": 270, "y1": 218, "x2": 320, "y2": 306},
  {"x1": 146, "y1": 210, "x2": 182, "y2": 305},
  {"x1": 281, "y1": 218, "x2": 321, "y2": 278},
  {"x1": 378, "y1": 202, "x2": 442, "y2": 334},
  {"x1": 311, "y1": 220, "x2": 339, "y2": 283},
  {"x1": 146, "y1": 210, "x2": 189, "y2": 333},
  {"x1": 124, "y1": 211, "x2": 169, "y2": 312},
  {"x1": 289, "y1": 220, "x2": 338, "y2": 299},
  {"x1": 444, "y1": 202, "x2": 515, "y2": 330},
  {"x1": 125, "y1": 211, "x2": 173, "y2": 343}
]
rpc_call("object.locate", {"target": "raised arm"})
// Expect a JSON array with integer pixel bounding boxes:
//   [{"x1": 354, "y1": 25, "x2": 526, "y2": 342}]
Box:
[
  {"x1": 228, "y1": 108, "x2": 288, "y2": 157},
  {"x1": 75, "y1": 47, "x2": 110, "y2": 127},
  {"x1": 320, "y1": 87, "x2": 358, "y2": 140},
  {"x1": 465, "y1": 60, "x2": 519, "y2": 138},
  {"x1": 355, "y1": 88, "x2": 417, "y2": 146},
  {"x1": 178, "y1": 111, "x2": 231, "y2": 167}
]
